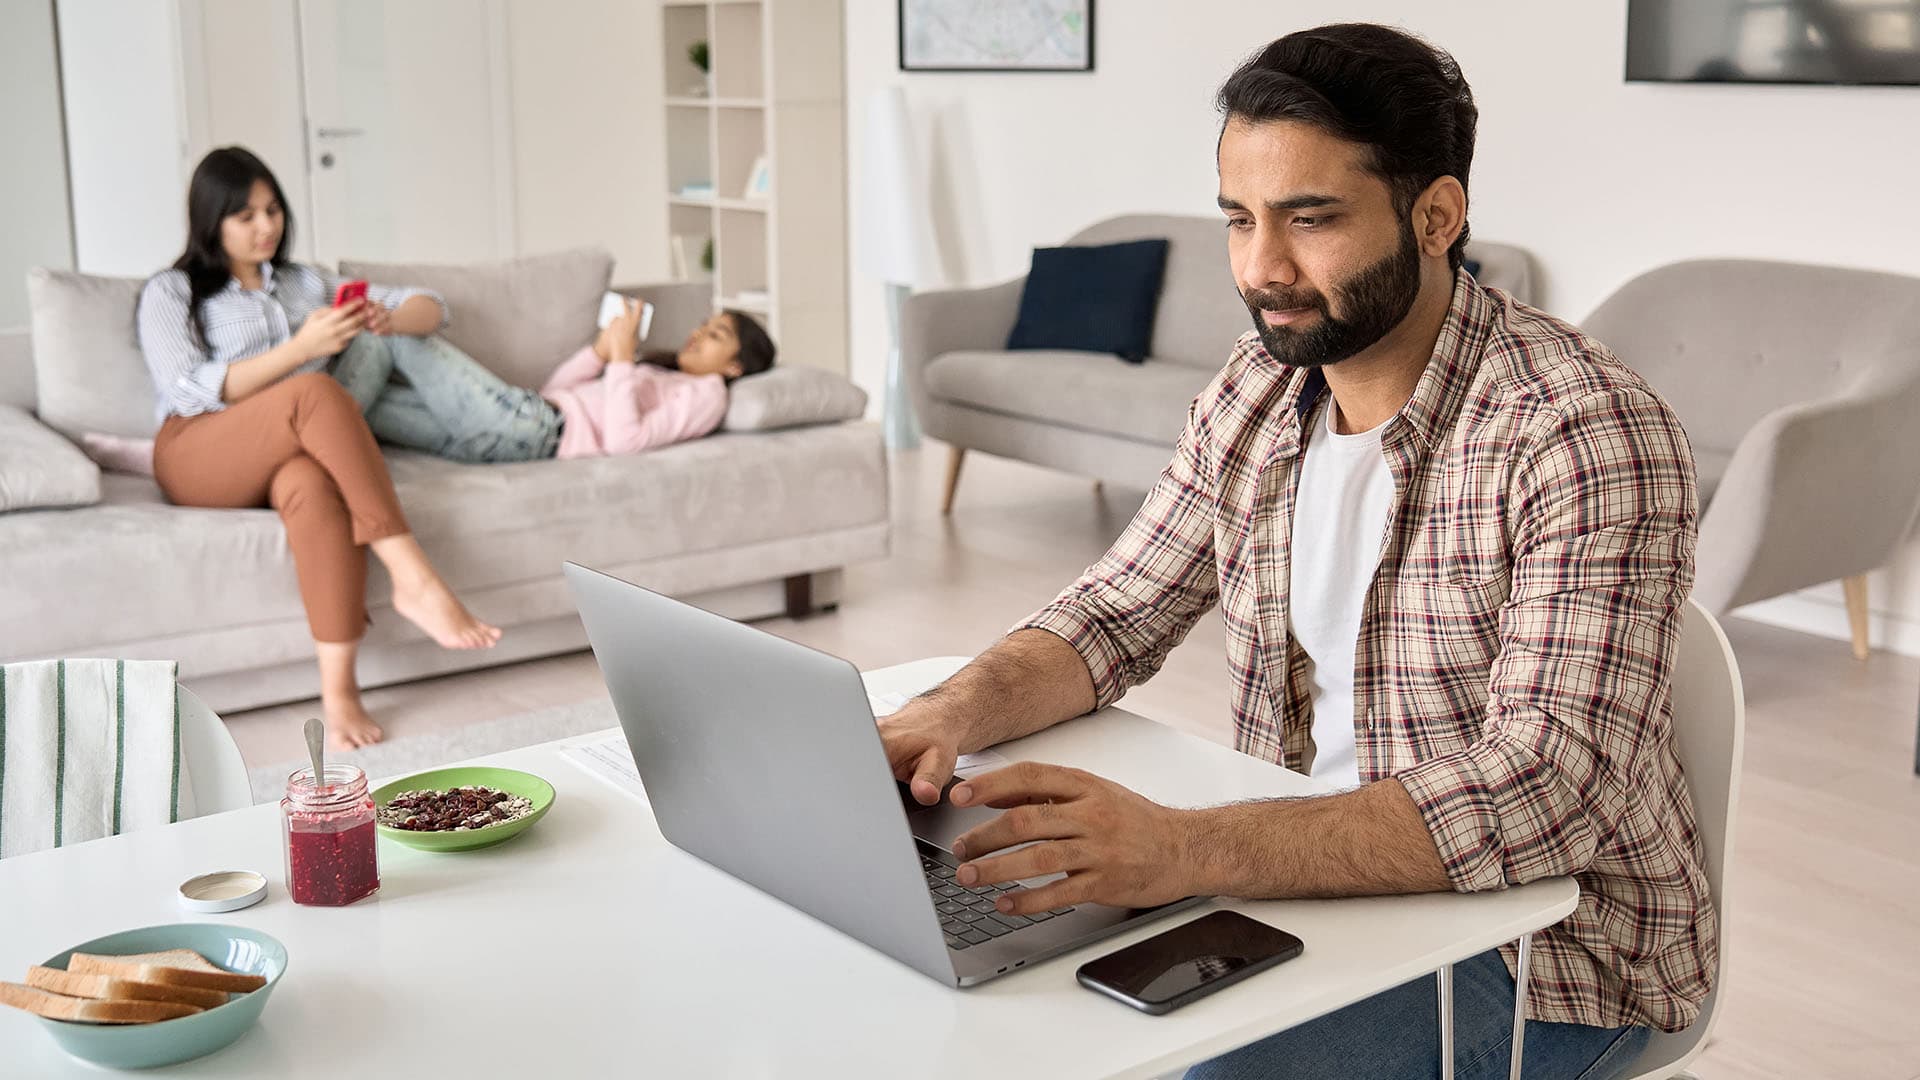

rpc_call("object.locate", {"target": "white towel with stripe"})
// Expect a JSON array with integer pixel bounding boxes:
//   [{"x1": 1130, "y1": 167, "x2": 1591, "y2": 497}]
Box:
[{"x1": 0, "y1": 659, "x2": 193, "y2": 860}]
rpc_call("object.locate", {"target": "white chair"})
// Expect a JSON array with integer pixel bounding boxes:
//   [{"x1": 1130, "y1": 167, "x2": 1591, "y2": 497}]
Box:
[
  {"x1": 1619, "y1": 599, "x2": 1746, "y2": 1080},
  {"x1": 177, "y1": 685, "x2": 254, "y2": 816}
]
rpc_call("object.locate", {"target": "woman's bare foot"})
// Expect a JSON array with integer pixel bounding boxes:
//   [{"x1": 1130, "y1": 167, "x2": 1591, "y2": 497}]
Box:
[
  {"x1": 392, "y1": 577, "x2": 503, "y2": 650},
  {"x1": 324, "y1": 696, "x2": 384, "y2": 751}
]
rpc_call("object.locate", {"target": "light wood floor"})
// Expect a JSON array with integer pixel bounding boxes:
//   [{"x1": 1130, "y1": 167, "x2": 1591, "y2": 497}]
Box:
[{"x1": 228, "y1": 443, "x2": 1920, "y2": 1080}]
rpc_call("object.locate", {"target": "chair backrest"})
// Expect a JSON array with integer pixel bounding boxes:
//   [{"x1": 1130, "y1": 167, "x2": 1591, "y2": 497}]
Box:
[
  {"x1": 177, "y1": 687, "x2": 254, "y2": 816},
  {"x1": 1623, "y1": 599, "x2": 1745, "y2": 1079},
  {"x1": 1581, "y1": 259, "x2": 1920, "y2": 454},
  {"x1": 1065, "y1": 215, "x2": 1536, "y2": 369}
]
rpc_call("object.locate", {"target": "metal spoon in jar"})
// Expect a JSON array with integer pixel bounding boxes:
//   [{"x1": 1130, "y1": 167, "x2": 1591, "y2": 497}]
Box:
[{"x1": 303, "y1": 717, "x2": 327, "y2": 793}]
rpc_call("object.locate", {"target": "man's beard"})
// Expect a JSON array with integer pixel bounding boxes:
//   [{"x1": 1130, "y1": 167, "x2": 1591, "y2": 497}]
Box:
[{"x1": 1243, "y1": 226, "x2": 1422, "y2": 368}]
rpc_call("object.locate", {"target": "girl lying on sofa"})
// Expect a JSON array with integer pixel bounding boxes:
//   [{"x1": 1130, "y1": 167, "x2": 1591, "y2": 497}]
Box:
[{"x1": 537, "y1": 297, "x2": 777, "y2": 457}]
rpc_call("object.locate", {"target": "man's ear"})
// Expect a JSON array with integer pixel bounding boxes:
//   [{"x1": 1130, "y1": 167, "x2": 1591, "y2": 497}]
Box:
[{"x1": 1413, "y1": 176, "x2": 1467, "y2": 260}]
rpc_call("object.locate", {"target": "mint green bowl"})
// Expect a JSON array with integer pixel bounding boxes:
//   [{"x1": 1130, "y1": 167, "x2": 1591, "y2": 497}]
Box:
[
  {"x1": 371, "y1": 766, "x2": 555, "y2": 852},
  {"x1": 35, "y1": 923, "x2": 287, "y2": 1069}
]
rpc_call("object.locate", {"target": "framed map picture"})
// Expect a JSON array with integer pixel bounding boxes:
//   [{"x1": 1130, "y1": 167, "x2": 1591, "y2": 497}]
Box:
[{"x1": 899, "y1": 0, "x2": 1094, "y2": 72}]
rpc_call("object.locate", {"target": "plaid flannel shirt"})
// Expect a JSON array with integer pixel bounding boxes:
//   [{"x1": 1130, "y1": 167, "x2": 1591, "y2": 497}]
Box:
[{"x1": 1020, "y1": 272, "x2": 1716, "y2": 1032}]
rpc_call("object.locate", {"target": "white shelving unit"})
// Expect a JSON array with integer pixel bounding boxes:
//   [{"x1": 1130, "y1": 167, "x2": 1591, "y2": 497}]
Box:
[{"x1": 662, "y1": 0, "x2": 847, "y2": 374}]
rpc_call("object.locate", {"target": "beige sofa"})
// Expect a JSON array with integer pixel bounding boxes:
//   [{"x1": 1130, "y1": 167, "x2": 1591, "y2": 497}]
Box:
[
  {"x1": 901, "y1": 214, "x2": 1534, "y2": 508},
  {"x1": 0, "y1": 249, "x2": 888, "y2": 713}
]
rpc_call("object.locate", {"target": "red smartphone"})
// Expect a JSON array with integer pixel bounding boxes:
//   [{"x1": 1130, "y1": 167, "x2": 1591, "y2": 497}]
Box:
[{"x1": 332, "y1": 279, "x2": 369, "y2": 308}]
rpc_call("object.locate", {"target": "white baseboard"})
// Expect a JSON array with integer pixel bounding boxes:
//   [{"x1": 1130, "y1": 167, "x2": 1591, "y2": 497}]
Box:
[{"x1": 1730, "y1": 592, "x2": 1920, "y2": 658}]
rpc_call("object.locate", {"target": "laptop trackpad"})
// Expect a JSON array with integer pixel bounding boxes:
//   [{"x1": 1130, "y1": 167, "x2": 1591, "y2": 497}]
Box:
[{"x1": 899, "y1": 779, "x2": 998, "y2": 850}]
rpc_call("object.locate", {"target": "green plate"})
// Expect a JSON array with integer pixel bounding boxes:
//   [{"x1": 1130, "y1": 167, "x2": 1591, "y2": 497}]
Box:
[
  {"x1": 35, "y1": 923, "x2": 288, "y2": 1070},
  {"x1": 371, "y1": 766, "x2": 555, "y2": 852}
]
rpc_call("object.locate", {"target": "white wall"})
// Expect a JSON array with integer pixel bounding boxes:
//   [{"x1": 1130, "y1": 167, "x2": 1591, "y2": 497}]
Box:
[
  {"x1": 0, "y1": 0, "x2": 75, "y2": 329},
  {"x1": 505, "y1": 0, "x2": 670, "y2": 284},
  {"x1": 842, "y1": 0, "x2": 1920, "y2": 655},
  {"x1": 56, "y1": 0, "x2": 195, "y2": 277}
]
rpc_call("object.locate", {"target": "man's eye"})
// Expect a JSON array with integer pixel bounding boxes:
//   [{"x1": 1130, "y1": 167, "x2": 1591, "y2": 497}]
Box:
[{"x1": 1224, "y1": 218, "x2": 1253, "y2": 231}]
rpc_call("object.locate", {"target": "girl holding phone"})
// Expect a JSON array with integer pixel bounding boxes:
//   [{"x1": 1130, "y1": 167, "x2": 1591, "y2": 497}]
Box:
[{"x1": 136, "y1": 146, "x2": 509, "y2": 749}]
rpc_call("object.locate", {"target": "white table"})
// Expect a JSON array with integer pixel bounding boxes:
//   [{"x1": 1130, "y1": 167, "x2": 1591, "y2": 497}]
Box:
[{"x1": 0, "y1": 657, "x2": 1576, "y2": 1078}]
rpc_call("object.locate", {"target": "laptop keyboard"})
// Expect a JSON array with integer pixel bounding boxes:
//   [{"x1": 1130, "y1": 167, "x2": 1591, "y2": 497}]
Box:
[{"x1": 917, "y1": 841, "x2": 1077, "y2": 951}]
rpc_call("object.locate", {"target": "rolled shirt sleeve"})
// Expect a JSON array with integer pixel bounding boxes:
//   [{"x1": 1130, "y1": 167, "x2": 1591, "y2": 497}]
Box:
[
  {"x1": 318, "y1": 267, "x2": 449, "y2": 331},
  {"x1": 1395, "y1": 386, "x2": 1699, "y2": 893},
  {"x1": 136, "y1": 271, "x2": 229, "y2": 417},
  {"x1": 1016, "y1": 392, "x2": 1223, "y2": 709}
]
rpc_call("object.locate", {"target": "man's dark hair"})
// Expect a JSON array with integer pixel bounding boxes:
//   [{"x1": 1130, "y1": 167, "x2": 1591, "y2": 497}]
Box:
[{"x1": 1216, "y1": 24, "x2": 1478, "y2": 270}]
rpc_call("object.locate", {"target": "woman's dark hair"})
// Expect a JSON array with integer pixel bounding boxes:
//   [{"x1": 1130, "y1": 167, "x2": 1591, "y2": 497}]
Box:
[
  {"x1": 171, "y1": 147, "x2": 294, "y2": 345},
  {"x1": 724, "y1": 310, "x2": 777, "y2": 380},
  {"x1": 1216, "y1": 24, "x2": 1477, "y2": 270}
]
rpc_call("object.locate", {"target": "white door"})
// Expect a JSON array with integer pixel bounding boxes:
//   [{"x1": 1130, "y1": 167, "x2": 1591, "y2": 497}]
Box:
[{"x1": 297, "y1": 0, "x2": 514, "y2": 266}]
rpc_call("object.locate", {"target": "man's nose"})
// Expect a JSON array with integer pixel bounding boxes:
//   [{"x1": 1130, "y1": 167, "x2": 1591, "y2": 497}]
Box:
[{"x1": 1238, "y1": 226, "x2": 1298, "y2": 292}]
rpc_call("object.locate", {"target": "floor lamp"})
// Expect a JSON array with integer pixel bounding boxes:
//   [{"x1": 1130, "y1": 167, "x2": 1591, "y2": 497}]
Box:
[{"x1": 860, "y1": 86, "x2": 942, "y2": 450}]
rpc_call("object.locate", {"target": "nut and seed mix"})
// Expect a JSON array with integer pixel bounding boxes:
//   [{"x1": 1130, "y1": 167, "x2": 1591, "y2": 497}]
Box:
[{"x1": 377, "y1": 786, "x2": 534, "y2": 832}]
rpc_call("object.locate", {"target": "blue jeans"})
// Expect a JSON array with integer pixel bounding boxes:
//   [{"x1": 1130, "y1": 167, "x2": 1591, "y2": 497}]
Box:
[
  {"x1": 1185, "y1": 949, "x2": 1651, "y2": 1080},
  {"x1": 329, "y1": 333, "x2": 560, "y2": 464}
]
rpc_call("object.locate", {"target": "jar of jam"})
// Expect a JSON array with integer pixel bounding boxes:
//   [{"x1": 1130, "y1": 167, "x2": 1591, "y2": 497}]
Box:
[{"x1": 282, "y1": 764, "x2": 380, "y2": 906}]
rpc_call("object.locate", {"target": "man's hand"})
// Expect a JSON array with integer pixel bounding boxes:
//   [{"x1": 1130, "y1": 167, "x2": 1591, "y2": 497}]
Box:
[
  {"x1": 877, "y1": 700, "x2": 964, "y2": 806},
  {"x1": 949, "y1": 762, "x2": 1199, "y2": 917}
]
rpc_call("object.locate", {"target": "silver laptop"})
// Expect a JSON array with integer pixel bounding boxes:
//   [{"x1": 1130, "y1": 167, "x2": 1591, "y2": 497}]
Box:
[{"x1": 564, "y1": 562, "x2": 1203, "y2": 987}]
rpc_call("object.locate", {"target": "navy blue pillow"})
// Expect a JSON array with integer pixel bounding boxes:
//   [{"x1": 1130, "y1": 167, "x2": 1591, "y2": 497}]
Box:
[
  {"x1": 1463, "y1": 256, "x2": 1482, "y2": 277},
  {"x1": 1006, "y1": 238, "x2": 1170, "y2": 364}
]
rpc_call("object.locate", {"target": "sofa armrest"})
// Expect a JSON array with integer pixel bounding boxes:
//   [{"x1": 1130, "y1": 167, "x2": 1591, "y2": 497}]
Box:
[
  {"x1": 899, "y1": 277, "x2": 1026, "y2": 425},
  {"x1": 612, "y1": 281, "x2": 713, "y2": 353},
  {"x1": 1695, "y1": 381, "x2": 1920, "y2": 611}
]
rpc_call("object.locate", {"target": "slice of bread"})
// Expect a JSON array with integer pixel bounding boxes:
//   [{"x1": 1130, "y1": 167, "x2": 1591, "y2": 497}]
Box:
[
  {"x1": 91, "y1": 948, "x2": 225, "y2": 973},
  {"x1": 0, "y1": 982, "x2": 202, "y2": 1024},
  {"x1": 26, "y1": 966, "x2": 229, "y2": 1010},
  {"x1": 67, "y1": 953, "x2": 266, "y2": 994}
]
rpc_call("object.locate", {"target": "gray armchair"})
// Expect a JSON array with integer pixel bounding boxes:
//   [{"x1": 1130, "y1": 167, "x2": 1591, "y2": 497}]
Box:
[
  {"x1": 1582, "y1": 260, "x2": 1920, "y2": 659},
  {"x1": 900, "y1": 213, "x2": 1535, "y2": 511}
]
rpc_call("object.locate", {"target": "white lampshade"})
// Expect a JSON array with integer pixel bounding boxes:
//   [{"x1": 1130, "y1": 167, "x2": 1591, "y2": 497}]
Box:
[{"x1": 858, "y1": 85, "x2": 943, "y2": 288}]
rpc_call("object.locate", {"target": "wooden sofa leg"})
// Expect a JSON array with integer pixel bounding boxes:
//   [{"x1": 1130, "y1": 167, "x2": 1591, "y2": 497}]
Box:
[
  {"x1": 941, "y1": 447, "x2": 966, "y2": 515},
  {"x1": 1843, "y1": 575, "x2": 1871, "y2": 661},
  {"x1": 783, "y1": 574, "x2": 814, "y2": 620}
]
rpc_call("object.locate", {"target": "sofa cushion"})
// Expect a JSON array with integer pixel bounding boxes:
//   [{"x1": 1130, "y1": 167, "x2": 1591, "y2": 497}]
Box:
[
  {"x1": 26, "y1": 268, "x2": 154, "y2": 440},
  {"x1": 1007, "y1": 238, "x2": 1170, "y2": 364},
  {"x1": 925, "y1": 350, "x2": 1214, "y2": 447},
  {"x1": 723, "y1": 366, "x2": 869, "y2": 432},
  {"x1": 0, "y1": 404, "x2": 100, "y2": 511},
  {"x1": 339, "y1": 248, "x2": 613, "y2": 390},
  {"x1": 1, "y1": 423, "x2": 886, "y2": 658}
]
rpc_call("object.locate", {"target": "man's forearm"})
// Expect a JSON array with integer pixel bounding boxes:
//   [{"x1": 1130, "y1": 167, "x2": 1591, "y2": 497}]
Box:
[
  {"x1": 920, "y1": 629, "x2": 1097, "y2": 753},
  {"x1": 1180, "y1": 778, "x2": 1454, "y2": 899}
]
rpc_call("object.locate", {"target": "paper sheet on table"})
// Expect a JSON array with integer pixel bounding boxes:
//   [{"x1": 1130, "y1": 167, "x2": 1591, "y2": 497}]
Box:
[
  {"x1": 868, "y1": 691, "x2": 1011, "y2": 778},
  {"x1": 559, "y1": 729, "x2": 648, "y2": 805}
]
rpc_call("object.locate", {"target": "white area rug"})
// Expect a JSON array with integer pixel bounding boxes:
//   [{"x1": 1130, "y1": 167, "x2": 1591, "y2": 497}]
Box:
[{"x1": 247, "y1": 697, "x2": 619, "y2": 804}]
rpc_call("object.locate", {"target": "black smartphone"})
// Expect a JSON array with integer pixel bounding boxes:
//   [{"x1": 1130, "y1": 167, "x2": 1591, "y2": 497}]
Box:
[{"x1": 1077, "y1": 910, "x2": 1303, "y2": 1015}]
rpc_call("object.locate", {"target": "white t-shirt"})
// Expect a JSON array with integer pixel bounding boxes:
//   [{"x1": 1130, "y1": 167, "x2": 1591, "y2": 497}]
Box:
[{"x1": 1287, "y1": 399, "x2": 1396, "y2": 790}]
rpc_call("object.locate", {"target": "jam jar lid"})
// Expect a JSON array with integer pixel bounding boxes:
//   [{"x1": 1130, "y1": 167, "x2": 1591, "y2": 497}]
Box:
[{"x1": 178, "y1": 870, "x2": 269, "y2": 912}]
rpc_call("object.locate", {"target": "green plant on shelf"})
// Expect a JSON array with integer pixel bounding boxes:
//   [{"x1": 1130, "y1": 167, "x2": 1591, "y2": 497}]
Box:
[
  {"x1": 701, "y1": 238, "x2": 715, "y2": 273},
  {"x1": 689, "y1": 40, "x2": 710, "y2": 74}
]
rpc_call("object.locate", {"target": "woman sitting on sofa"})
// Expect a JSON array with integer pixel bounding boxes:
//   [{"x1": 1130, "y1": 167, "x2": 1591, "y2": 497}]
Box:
[{"x1": 136, "y1": 146, "x2": 516, "y2": 749}]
